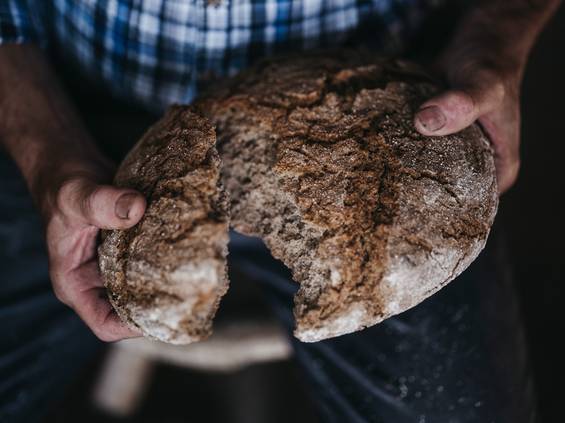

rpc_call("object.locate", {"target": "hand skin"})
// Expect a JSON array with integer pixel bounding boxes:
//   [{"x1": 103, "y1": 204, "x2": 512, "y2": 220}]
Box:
[
  {"x1": 415, "y1": 0, "x2": 562, "y2": 194},
  {"x1": 0, "y1": 45, "x2": 146, "y2": 342}
]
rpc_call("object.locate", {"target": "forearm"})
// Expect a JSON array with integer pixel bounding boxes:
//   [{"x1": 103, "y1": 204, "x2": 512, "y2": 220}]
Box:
[
  {"x1": 0, "y1": 46, "x2": 144, "y2": 342},
  {"x1": 0, "y1": 45, "x2": 112, "y2": 215},
  {"x1": 443, "y1": 0, "x2": 561, "y2": 76}
]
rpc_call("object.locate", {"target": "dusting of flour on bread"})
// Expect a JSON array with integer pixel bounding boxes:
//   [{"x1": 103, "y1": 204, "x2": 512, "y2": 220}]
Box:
[{"x1": 196, "y1": 51, "x2": 498, "y2": 342}]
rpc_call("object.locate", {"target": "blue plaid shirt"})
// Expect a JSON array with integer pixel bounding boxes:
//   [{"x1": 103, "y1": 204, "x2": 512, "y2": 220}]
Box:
[{"x1": 0, "y1": 0, "x2": 441, "y2": 111}]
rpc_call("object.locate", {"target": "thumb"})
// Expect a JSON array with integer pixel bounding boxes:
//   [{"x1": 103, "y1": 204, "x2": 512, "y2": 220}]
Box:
[
  {"x1": 414, "y1": 75, "x2": 505, "y2": 136},
  {"x1": 61, "y1": 179, "x2": 146, "y2": 229}
]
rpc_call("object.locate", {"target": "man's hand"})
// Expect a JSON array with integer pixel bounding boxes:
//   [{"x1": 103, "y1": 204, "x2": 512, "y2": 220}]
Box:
[
  {"x1": 45, "y1": 174, "x2": 146, "y2": 341},
  {"x1": 415, "y1": 54, "x2": 521, "y2": 194},
  {"x1": 414, "y1": 0, "x2": 561, "y2": 194},
  {"x1": 0, "y1": 45, "x2": 146, "y2": 341}
]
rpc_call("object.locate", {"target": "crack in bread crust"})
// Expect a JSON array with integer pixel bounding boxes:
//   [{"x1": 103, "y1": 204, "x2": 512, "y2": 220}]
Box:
[
  {"x1": 196, "y1": 51, "x2": 498, "y2": 342},
  {"x1": 98, "y1": 107, "x2": 230, "y2": 345}
]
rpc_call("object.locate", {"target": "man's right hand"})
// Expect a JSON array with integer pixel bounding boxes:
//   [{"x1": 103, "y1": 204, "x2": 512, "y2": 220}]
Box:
[
  {"x1": 44, "y1": 174, "x2": 146, "y2": 341},
  {"x1": 0, "y1": 45, "x2": 146, "y2": 342}
]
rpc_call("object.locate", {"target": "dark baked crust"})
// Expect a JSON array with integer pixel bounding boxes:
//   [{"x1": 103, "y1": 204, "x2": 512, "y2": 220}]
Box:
[
  {"x1": 98, "y1": 107, "x2": 230, "y2": 344},
  {"x1": 195, "y1": 51, "x2": 498, "y2": 342}
]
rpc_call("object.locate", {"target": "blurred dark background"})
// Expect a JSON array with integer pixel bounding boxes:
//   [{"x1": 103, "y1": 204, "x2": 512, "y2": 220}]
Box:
[
  {"x1": 501, "y1": 4, "x2": 565, "y2": 421},
  {"x1": 43, "y1": 3, "x2": 565, "y2": 422}
]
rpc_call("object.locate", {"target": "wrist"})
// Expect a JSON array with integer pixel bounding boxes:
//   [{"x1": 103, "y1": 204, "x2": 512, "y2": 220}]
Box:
[
  {"x1": 0, "y1": 45, "x2": 115, "y2": 219},
  {"x1": 443, "y1": 0, "x2": 560, "y2": 80}
]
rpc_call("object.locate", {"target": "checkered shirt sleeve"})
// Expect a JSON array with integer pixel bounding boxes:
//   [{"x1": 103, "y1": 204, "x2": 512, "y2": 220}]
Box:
[
  {"x1": 0, "y1": 0, "x2": 45, "y2": 43},
  {"x1": 1, "y1": 0, "x2": 443, "y2": 111}
]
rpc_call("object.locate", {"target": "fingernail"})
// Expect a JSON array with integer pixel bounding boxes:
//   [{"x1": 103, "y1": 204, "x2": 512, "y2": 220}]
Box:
[
  {"x1": 416, "y1": 106, "x2": 446, "y2": 133},
  {"x1": 115, "y1": 193, "x2": 137, "y2": 220}
]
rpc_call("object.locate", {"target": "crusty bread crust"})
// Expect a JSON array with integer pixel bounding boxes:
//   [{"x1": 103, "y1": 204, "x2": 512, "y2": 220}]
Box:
[
  {"x1": 98, "y1": 107, "x2": 230, "y2": 344},
  {"x1": 196, "y1": 51, "x2": 498, "y2": 342}
]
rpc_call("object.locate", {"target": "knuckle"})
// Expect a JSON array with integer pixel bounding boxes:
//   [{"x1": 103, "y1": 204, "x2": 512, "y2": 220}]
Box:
[
  {"x1": 80, "y1": 186, "x2": 98, "y2": 219},
  {"x1": 56, "y1": 177, "x2": 101, "y2": 220},
  {"x1": 56, "y1": 178, "x2": 86, "y2": 215},
  {"x1": 450, "y1": 90, "x2": 476, "y2": 114}
]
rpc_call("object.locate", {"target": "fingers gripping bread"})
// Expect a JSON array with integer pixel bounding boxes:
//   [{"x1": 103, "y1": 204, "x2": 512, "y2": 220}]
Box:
[{"x1": 100, "y1": 52, "x2": 498, "y2": 344}]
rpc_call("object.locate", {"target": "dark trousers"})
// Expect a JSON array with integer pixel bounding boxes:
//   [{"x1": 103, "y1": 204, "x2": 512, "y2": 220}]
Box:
[
  {"x1": 0, "y1": 154, "x2": 100, "y2": 422},
  {"x1": 230, "y1": 231, "x2": 537, "y2": 422}
]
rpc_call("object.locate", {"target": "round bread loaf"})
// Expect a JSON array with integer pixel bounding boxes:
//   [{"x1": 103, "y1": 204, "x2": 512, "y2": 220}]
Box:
[
  {"x1": 196, "y1": 51, "x2": 499, "y2": 342},
  {"x1": 98, "y1": 107, "x2": 230, "y2": 344}
]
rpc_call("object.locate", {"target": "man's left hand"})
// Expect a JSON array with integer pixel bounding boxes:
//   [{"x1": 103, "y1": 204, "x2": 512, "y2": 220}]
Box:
[{"x1": 414, "y1": 0, "x2": 561, "y2": 194}]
